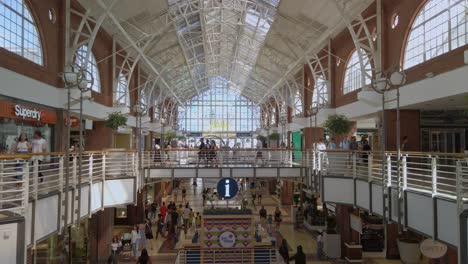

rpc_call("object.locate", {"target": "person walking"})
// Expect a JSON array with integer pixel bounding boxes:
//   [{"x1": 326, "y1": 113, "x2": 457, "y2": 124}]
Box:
[
  {"x1": 110, "y1": 236, "x2": 121, "y2": 264},
  {"x1": 259, "y1": 206, "x2": 267, "y2": 221},
  {"x1": 316, "y1": 232, "x2": 324, "y2": 260},
  {"x1": 274, "y1": 206, "x2": 282, "y2": 229},
  {"x1": 183, "y1": 204, "x2": 191, "y2": 234},
  {"x1": 137, "y1": 248, "x2": 152, "y2": 264},
  {"x1": 295, "y1": 206, "x2": 304, "y2": 230},
  {"x1": 189, "y1": 208, "x2": 194, "y2": 228},
  {"x1": 139, "y1": 223, "x2": 147, "y2": 250},
  {"x1": 159, "y1": 202, "x2": 167, "y2": 221},
  {"x1": 182, "y1": 186, "x2": 187, "y2": 202},
  {"x1": 279, "y1": 239, "x2": 290, "y2": 264},
  {"x1": 155, "y1": 214, "x2": 164, "y2": 239},
  {"x1": 32, "y1": 131, "x2": 47, "y2": 182},
  {"x1": 131, "y1": 225, "x2": 140, "y2": 259},
  {"x1": 289, "y1": 245, "x2": 306, "y2": 264},
  {"x1": 145, "y1": 218, "x2": 154, "y2": 250}
]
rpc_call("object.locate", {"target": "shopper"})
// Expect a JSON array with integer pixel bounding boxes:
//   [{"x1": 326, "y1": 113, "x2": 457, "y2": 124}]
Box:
[
  {"x1": 182, "y1": 186, "x2": 187, "y2": 202},
  {"x1": 256, "y1": 139, "x2": 263, "y2": 165},
  {"x1": 160, "y1": 202, "x2": 167, "y2": 221},
  {"x1": 279, "y1": 239, "x2": 290, "y2": 264},
  {"x1": 295, "y1": 206, "x2": 304, "y2": 230},
  {"x1": 137, "y1": 248, "x2": 152, "y2": 264},
  {"x1": 155, "y1": 214, "x2": 164, "y2": 239},
  {"x1": 139, "y1": 222, "x2": 147, "y2": 250},
  {"x1": 145, "y1": 218, "x2": 154, "y2": 250},
  {"x1": 327, "y1": 138, "x2": 337, "y2": 149},
  {"x1": 195, "y1": 212, "x2": 201, "y2": 228},
  {"x1": 189, "y1": 208, "x2": 194, "y2": 228},
  {"x1": 12, "y1": 133, "x2": 31, "y2": 182},
  {"x1": 259, "y1": 206, "x2": 267, "y2": 221},
  {"x1": 110, "y1": 236, "x2": 121, "y2": 264},
  {"x1": 183, "y1": 204, "x2": 191, "y2": 234},
  {"x1": 32, "y1": 131, "x2": 47, "y2": 182},
  {"x1": 274, "y1": 206, "x2": 282, "y2": 229},
  {"x1": 131, "y1": 225, "x2": 140, "y2": 259},
  {"x1": 361, "y1": 140, "x2": 371, "y2": 164},
  {"x1": 316, "y1": 232, "x2": 324, "y2": 260},
  {"x1": 289, "y1": 245, "x2": 306, "y2": 264},
  {"x1": 12, "y1": 133, "x2": 31, "y2": 154}
]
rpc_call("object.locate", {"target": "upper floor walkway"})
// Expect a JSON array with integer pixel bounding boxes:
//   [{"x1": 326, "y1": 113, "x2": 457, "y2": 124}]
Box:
[{"x1": 0, "y1": 148, "x2": 467, "y2": 262}]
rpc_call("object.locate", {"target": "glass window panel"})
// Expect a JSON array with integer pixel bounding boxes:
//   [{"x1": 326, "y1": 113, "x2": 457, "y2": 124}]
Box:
[
  {"x1": 0, "y1": 0, "x2": 43, "y2": 64},
  {"x1": 404, "y1": 0, "x2": 466, "y2": 69}
]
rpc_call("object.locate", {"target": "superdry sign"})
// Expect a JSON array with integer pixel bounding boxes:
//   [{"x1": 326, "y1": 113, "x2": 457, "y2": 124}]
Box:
[
  {"x1": 0, "y1": 101, "x2": 57, "y2": 124},
  {"x1": 15, "y1": 105, "x2": 42, "y2": 121}
]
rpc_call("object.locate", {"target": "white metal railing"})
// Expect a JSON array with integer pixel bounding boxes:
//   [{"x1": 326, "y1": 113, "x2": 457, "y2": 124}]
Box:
[
  {"x1": 175, "y1": 247, "x2": 281, "y2": 264},
  {"x1": 0, "y1": 151, "x2": 138, "y2": 217},
  {"x1": 141, "y1": 148, "x2": 310, "y2": 168},
  {"x1": 316, "y1": 150, "x2": 468, "y2": 202}
]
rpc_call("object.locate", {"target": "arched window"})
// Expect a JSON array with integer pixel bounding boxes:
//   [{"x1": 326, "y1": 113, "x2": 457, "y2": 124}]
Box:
[
  {"x1": 404, "y1": 0, "x2": 467, "y2": 69},
  {"x1": 74, "y1": 45, "x2": 101, "y2": 92},
  {"x1": 116, "y1": 73, "x2": 130, "y2": 106},
  {"x1": 313, "y1": 76, "x2": 328, "y2": 107},
  {"x1": 179, "y1": 76, "x2": 260, "y2": 133},
  {"x1": 293, "y1": 90, "x2": 303, "y2": 116},
  {"x1": 343, "y1": 49, "x2": 372, "y2": 94},
  {"x1": 0, "y1": 0, "x2": 43, "y2": 65}
]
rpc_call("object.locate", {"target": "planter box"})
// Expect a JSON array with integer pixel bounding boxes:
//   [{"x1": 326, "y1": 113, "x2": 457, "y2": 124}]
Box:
[
  {"x1": 397, "y1": 239, "x2": 421, "y2": 264},
  {"x1": 323, "y1": 232, "x2": 341, "y2": 259}
]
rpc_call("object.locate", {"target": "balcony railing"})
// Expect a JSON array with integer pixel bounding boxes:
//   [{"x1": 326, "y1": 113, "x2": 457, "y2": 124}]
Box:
[
  {"x1": 0, "y1": 151, "x2": 138, "y2": 217},
  {"x1": 1, "y1": 149, "x2": 467, "y2": 218},
  {"x1": 141, "y1": 148, "x2": 310, "y2": 168},
  {"x1": 316, "y1": 150, "x2": 468, "y2": 210},
  {"x1": 175, "y1": 247, "x2": 281, "y2": 264}
]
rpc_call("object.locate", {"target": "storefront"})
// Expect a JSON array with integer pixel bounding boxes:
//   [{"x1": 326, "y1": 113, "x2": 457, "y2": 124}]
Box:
[{"x1": 0, "y1": 98, "x2": 59, "y2": 153}]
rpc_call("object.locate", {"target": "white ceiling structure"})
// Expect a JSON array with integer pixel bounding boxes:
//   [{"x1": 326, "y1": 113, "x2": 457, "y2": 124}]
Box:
[{"x1": 76, "y1": 0, "x2": 373, "y2": 107}]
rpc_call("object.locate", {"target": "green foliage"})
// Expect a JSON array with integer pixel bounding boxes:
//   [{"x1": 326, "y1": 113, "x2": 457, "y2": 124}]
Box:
[
  {"x1": 323, "y1": 114, "x2": 353, "y2": 136},
  {"x1": 326, "y1": 216, "x2": 337, "y2": 233},
  {"x1": 164, "y1": 131, "x2": 177, "y2": 142},
  {"x1": 257, "y1": 135, "x2": 267, "y2": 142},
  {"x1": 268, "y1": 132, "x2": 280, "y2": 141},
  {"x1": 105, "y1": 112, "x2": 128, "y2": 130},
  {"x1": 293, "y1": 193, "x2": 300, "y2": 206}
]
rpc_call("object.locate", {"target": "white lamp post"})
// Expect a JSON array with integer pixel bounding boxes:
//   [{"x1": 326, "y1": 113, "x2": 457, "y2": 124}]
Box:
[{"x1": 60, "y1": 64, "x2": 93, "y2": 259}]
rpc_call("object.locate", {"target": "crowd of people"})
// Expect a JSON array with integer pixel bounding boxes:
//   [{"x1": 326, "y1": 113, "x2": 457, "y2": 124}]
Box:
[{"x1": 108, "y1": 194, "x2": 204, "y2": 263}]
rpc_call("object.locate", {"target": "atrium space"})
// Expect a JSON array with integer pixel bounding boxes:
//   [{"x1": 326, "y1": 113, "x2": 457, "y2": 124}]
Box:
[{"x1": 0, "y1": 0, "x2": 467, "y2": 263}]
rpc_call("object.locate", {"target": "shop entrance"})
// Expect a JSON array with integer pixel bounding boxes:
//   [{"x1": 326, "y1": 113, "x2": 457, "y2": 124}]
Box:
[{"x1": 421, "y1": 128, "x2": 466, "y2": 153}]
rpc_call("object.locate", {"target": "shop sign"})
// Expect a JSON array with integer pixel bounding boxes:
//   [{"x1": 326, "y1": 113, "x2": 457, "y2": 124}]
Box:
[
  {"x1": 420, "y1": 239, "x2": 447, "y2": 259},
  {"x1": 64, "y1": 116, "x2": 80, "y2": 127},
  {"x1": 0, "y1": 101, "x2": 57, "y2": 124},
  {"x1": 218, "y1": 231, "x2": 236, "y2": 248},
  {"x1": 14, "y1": 105, "x2": 42, "y2": 121}
]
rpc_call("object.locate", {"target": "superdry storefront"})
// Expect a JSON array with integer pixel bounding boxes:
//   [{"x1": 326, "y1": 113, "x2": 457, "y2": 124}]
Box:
[{"x1": 0, "y1": 97, "x2": 61, "y2": 153}]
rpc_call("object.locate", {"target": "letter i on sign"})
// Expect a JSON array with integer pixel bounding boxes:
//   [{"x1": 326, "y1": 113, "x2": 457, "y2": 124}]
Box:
[{"x1": 225, "y1": 179, "x2": 230, "y2": 197}]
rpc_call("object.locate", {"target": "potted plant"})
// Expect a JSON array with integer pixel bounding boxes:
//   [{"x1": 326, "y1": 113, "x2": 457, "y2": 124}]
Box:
[
  {"x1": 397, "y1": 236, "x2": 421, "y2": 264},
  {"x1": 323, "y1": 215, "x2": 341, "y2": 258},
  {"x1": 257, "y1": 135, "x2": 267, "y2": 143},
  {"x1": 323, "y1": 114, "x2": 353, "y2": 138},
  {"x1": 105, "y1": 112, "x2": 128, "y2": 130}
]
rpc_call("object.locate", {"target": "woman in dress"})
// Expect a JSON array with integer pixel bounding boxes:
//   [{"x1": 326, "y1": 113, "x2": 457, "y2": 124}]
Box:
[{"x1": 131, "y1": 225, "x2": 140, "y2": 259}]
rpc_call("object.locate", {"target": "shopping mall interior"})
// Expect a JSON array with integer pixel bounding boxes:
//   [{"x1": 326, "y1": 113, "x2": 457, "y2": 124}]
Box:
[{"x1": 1, "y1": 0, "x2": 468, "y2": 263}]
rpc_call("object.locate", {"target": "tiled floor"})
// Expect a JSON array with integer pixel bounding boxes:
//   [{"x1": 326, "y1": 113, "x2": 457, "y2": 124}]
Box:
[{"x1": 115, "y1": 179, "x2": 402, "y2": 264}]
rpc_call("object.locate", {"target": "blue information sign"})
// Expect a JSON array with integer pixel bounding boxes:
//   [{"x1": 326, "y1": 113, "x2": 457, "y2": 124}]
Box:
[{"x1": 216, "y1": 177, "x2": 239, "y2": 200}]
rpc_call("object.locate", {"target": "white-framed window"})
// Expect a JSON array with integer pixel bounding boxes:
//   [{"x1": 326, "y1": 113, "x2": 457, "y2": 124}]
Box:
[
  {"x1": 313, "y1": 76, "x2": 328, "y2": 107},
  {"x1": 293, "y1": 90, "x2": 303, "y2": 116},
  {"x1": 116, "y1": 73, "x2": 130, "y2": 106},
  {"x1": 404, "y1": 0, "x2": 468, "y2": 69},
  {"x1": 74, "y1": 45, "x2": 101, "y2": 92},
  {"x1": 0, "y1": 0, "x2": 43, "y2": 65},
  {"x1": 343, "y1": 49, "x2": 372, "y2": 94}
]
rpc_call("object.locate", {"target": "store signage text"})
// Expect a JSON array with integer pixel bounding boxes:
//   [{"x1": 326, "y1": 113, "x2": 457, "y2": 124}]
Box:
[{"x1": 14, "y1": 105, "x2": 42, "y2": 121}]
